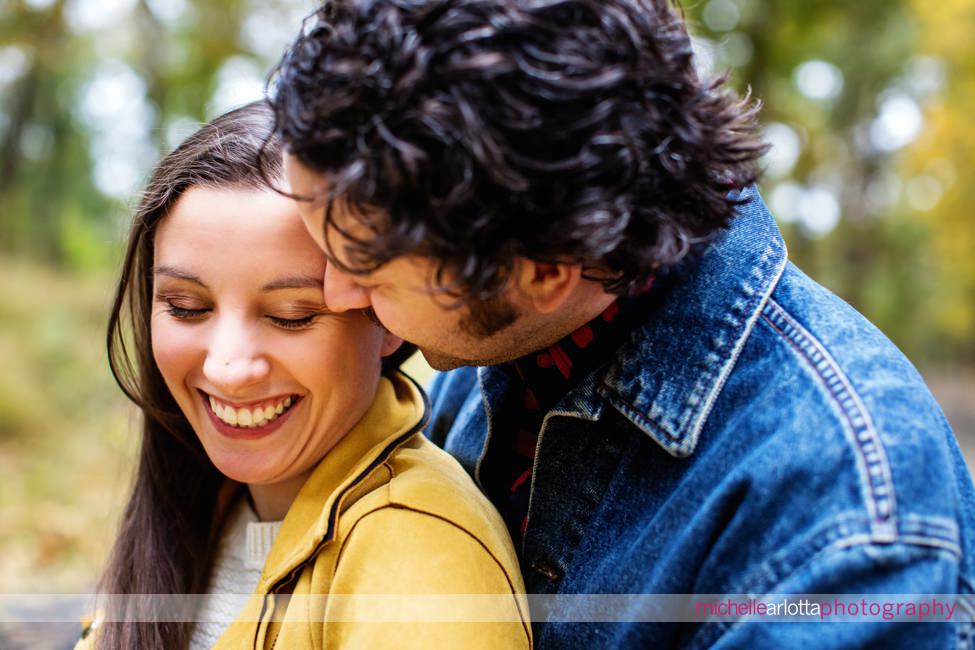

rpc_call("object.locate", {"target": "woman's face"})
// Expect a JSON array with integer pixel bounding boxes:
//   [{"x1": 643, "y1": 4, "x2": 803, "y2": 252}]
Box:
[{"x1": 151, "y1": 186, "x2": 398, "y2": 494}]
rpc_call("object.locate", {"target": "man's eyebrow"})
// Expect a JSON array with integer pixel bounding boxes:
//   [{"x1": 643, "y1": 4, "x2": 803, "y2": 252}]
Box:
[
  {"x1": 154, "y1": 266, "x2": 207, "y2": 288},
  {"x1": 261, "y1": 275, "x2": 325, "y2": 292}
]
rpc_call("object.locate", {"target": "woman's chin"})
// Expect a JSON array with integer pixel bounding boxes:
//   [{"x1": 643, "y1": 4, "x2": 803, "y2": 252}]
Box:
[{"x1": 205, "y1": 446, "x2": 281, "y2": 486}]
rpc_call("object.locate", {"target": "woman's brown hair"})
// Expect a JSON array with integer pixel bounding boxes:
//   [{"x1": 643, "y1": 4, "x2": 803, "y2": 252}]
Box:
[{"x1": 99, "y1": 100, "x2": 283, "y2": 649}]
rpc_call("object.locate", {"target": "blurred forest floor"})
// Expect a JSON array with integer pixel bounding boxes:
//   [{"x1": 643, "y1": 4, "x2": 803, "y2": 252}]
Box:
[
  {"x1": 1, "y1": 253, "x2": 973, "y2": 648},
  {"x1": 0, "y1": 256, "x2": 134, "y2": 593}
]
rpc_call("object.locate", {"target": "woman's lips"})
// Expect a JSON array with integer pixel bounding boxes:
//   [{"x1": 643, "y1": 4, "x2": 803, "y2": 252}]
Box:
[{"x1": 200, "y1": 390, "x2": 302, "y2": 440}]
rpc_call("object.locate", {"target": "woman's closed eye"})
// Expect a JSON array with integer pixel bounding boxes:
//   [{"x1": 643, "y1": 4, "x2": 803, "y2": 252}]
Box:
[
  {"x1": 266, "y1": 303, "x2": 332, "y2": 330},
  {"x1": 156, "y1": 294, "x2": 210, "y2": 320},
  {"x1": 169, "y1": 305, "x2": 209, "y2": 319},
  {"x1": 268, "y1": 313, "x2": 320, "y2": 330}
]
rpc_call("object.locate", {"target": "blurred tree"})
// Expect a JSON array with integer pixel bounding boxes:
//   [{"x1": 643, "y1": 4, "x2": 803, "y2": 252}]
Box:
[
  {"x1": 687, "y1": 0, "x2": 974, "y2": 362},
  {"x1": 0, "y1": 0, "x2": 972, "y2": 360},
  {"x1": 0, "y1": 0, "x2": 311, "y2": 268},
  {"x1": 904, "y1": 0, "x2": 975, "y2": 360},
  {"x1": 0, "y1": 0, "x2": 92, "y2": 263}
]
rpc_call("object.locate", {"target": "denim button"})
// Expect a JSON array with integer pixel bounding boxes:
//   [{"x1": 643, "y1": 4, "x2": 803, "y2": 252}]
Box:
[{"x1": 531, "y1": 558, "x2": 562, "y2": 582}]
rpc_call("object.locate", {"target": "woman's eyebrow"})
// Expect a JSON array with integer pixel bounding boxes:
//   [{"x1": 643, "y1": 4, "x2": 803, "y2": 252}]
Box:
[
  {"x1": 153, "y1": 265, "x2": 207, "y2": 288},
  {"x1": 261, "y1": 275, "x2": 325, "y2": 292}
]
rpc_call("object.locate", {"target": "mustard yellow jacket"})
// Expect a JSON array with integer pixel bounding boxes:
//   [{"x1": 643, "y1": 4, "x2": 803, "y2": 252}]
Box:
[
  {"x1": 80, "y1": 372, "x2": 530, "y2": 649},
  {"x1": 214, "y1": 372, "x2": 531, "y2": 649}
]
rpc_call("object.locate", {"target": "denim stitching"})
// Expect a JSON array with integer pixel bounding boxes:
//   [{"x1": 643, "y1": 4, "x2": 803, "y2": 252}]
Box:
[
  {"x1": 679, "y1": 244, "x2": 786, "y2": 440},
  {"x1": 957, "y1": 575, "x2": 975, "y2": 648},
  {"x1": 598, "y1": 244, "x2": 786, "y2": 458},
  {"x1": 602, "y1": 388, "x2": 684, "y2": 446},
  {"x1": 744, "y1": 512, "x2": 873, "y2": 594},
  {"x1": 761, "y1": 299, "x2": 897, "y2": 538},
  {"x1": 673, "y1": 244, "x2": 787, "y2": 456},
  {"x1": 693, "y1": 512, "x2": 963, "y2": 649}
]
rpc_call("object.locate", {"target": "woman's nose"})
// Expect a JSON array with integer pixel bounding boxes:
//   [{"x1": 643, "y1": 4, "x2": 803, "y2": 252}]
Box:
[
  {"x1": 323, "y1": 263, "x2": 372, "y2": 312},
  {"x1": 202, "y1": 324, "x2": 271, "y2": 392}
]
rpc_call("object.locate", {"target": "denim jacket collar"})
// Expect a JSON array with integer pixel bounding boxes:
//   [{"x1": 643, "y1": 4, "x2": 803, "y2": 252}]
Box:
[
  {"x1": 598, "y1": 187, "x2": 788, "y2": 457},
  {"x1": 476, "y1": 188, "x2": 788, "y2": 461}
]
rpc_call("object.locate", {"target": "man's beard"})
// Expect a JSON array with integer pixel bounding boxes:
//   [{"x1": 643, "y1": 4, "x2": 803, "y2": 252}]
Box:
[
  {"x1": 364, "y1": 294, "x2": 522, "y2": 370},
  {"x1": 459, "y1": 293, "x2": 520, "y2": 338}
]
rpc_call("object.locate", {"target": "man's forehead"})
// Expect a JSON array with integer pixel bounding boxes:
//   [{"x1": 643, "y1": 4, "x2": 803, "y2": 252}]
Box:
[
  {"x1": 282, "y1": 153, "x2": 330, "y2": 204},
  {"x1": 282, "y1": 154, "x2": 398, "y2": 233},
  {"x1": 326, "y1": 194, "x2": 392, "y2": 236}
]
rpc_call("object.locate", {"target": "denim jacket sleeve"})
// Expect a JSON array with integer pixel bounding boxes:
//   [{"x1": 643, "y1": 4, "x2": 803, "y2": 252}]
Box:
[{"x1": 680, "y1": 281, "x2": 975, "y2": 649}]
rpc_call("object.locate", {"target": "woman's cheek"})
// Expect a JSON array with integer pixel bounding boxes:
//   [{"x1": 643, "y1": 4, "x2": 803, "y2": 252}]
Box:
[{"x1": 151, "y1": 316, "x2": 202, "y2": 387}]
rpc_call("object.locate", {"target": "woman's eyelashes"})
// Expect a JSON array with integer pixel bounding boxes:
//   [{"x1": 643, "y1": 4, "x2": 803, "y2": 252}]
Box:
[
  {"x1": 267, "y1": 312, "x2": 322, "y2": 329},
  {"x1": 156, "y1": 293, "x2": 210, "y2": 320},
  {"x1": 155, "y1": 293, "x2": 327, "y2": 330},
  {"x1": 168, "y1": 304, "x2": 209, "y2": 319},
  {"x1": 264, "y1": 304, "x2": 331, "y2": 329}
]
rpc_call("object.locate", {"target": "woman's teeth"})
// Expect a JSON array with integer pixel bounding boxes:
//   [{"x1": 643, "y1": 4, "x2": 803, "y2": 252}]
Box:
[{"x1": 209, "y1": 395, "x2": 294, "y2": 428}]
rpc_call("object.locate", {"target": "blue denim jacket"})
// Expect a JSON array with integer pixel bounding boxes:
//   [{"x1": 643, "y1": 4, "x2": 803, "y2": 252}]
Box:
[{"x1": 428, "y1": 189, "x2": 975, "y2": 648}]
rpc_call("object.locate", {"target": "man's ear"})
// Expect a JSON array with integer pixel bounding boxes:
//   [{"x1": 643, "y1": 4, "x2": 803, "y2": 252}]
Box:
[
  {"x1": 512, "y1": 258, "x2": 583, "y2": 314},
  {"x1": 379, "y1": 331, "x2": 405, "y2": 358}
]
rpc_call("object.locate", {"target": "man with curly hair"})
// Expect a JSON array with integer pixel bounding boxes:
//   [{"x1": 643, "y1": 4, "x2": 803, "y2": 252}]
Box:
[{"x1": 272, "y1": 1, "x2": 975, "y2": 646}]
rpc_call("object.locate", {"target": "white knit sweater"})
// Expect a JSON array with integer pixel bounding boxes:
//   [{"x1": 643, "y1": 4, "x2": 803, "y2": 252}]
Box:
[{"x1": 188, "y1": 497, "x2": 282, "y2": 650}]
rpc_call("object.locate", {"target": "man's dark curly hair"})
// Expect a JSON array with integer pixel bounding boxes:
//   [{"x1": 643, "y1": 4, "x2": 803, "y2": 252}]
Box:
[{"x1": 270, "y1": 0, "x2": 767, "y2": 298}]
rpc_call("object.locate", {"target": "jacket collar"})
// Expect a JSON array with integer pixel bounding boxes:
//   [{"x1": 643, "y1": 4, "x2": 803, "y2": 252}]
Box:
[
  {"x1": 258, "y1": 371, "x2": 429, "y2": 590},
  {"x1": 597, "y1": 187, "x2": 788, "y2": 457}
]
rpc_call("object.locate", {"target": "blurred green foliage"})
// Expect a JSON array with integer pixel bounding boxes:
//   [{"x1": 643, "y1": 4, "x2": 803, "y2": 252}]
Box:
[
  {"x1": 1, "y1": 0, "x2": 974, "y2": 592},
  {"x1": 685, "y1": 0, "x2": 974, "y2": 360},
  {"x1": 0, "y1": 257, "x2": 133, "y2": 590},
  {"x1": 2, "y1": 0, "x2": 972, "y2": 361}
]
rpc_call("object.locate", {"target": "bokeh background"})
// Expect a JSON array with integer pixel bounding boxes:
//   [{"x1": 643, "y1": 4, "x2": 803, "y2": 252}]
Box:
[{"x1": 1, "y1": 0, "x2": 973, "y2": 643}]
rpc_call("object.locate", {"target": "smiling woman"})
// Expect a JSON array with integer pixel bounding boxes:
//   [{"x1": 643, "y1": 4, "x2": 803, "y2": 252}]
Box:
[
  {"x1": 150, "y1": 185, "x2": 394, "y2": 520},
  {"x1": 78, "y1": 101, "x2": 530, "y2": 650}
]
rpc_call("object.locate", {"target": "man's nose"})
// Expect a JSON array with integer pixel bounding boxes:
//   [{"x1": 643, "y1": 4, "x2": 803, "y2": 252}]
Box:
[
  {"x1": 202, "y1": 323, "x2": 271, "y2": 393},
  {"x1": 323, "y1": 263, "x2": 372, "y2": 312}
]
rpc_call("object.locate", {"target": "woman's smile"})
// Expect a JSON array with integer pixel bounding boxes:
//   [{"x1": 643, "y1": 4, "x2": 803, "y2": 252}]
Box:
[{"x1": 200, "y1": 389, "x2": 302, "y2": 440}]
